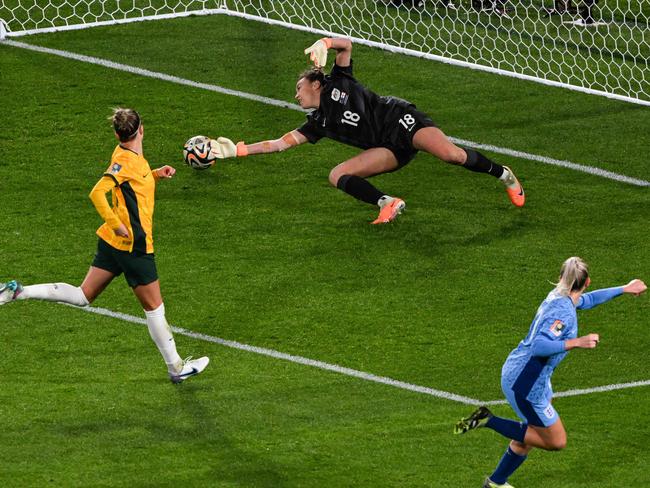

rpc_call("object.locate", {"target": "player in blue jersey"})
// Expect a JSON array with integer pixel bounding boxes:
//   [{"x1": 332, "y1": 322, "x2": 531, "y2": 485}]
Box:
[
  {"x1": 207, "y1": 37, "x2": 525, "y2": 224},
  {"x1": 454, "y1": 257, "x2": 646, "y2": 488}
]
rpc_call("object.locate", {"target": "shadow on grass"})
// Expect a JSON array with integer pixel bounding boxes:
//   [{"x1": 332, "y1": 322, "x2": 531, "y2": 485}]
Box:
[{"x1": 169, "y1": 384, "x2": 289, "y2": 487}]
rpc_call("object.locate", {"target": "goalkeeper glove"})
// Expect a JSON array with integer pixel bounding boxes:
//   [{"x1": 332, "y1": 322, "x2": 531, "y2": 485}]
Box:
[
  {"x1": 304, "y1": 38, "x2": 332, "y2": 68},
  {"x1": 209, "y1": 137, "x2": 248, "y2": 159}
]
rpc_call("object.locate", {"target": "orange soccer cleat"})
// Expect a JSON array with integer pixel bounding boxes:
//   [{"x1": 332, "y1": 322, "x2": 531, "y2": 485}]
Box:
[
  {"x1": 372, "y1": 197, "x2": 406, "y2": 224},
  {"x1": 502, "y1": 166, "x2": 525, "y2": 207}
]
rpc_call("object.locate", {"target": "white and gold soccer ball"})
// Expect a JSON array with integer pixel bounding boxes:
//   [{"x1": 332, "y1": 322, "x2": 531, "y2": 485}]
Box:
[{"x1": 183, "y1": 135, "x2": 216, "y2": 170}]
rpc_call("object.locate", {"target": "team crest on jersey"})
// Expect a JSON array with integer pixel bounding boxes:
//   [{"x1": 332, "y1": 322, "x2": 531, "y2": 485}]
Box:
[
  {"x1": 110, "y1": 163, "x2": 122, "y2": 174},
  {"x1": 543, "y1": 404, "x2": 556, "y2": 419},
  {"x1": 550, "y1": 320, "x2": 565, "y2": 337},
  {"x1": 330, "y1": 88, "x2": 349, "y2": 105}
]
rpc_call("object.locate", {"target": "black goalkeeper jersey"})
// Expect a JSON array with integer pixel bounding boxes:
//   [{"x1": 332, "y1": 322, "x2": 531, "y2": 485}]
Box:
[{"x1": 297, "y1": 61, "x2": 424, "y2": 151}]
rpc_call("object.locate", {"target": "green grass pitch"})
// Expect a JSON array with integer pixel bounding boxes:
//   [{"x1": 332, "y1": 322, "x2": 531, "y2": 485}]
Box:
[{"x1": 1, "y1": 13, "x2": 649, "y2": 488}]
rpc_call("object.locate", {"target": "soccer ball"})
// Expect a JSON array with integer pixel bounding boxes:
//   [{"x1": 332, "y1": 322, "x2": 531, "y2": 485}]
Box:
[{"x1": 183, "y1": 135, "x2": 216, "y2": 170}]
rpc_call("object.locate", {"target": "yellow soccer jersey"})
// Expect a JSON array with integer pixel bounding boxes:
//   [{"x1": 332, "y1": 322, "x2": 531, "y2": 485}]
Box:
[{"x1": 89, "y1": 145, "x2": 158, "y2": 253}]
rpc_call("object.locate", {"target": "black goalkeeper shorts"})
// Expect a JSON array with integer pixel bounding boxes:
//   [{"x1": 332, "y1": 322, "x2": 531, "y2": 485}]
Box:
[{"x1": 380, "y1": 104, "x2": 437, "y2": 168}]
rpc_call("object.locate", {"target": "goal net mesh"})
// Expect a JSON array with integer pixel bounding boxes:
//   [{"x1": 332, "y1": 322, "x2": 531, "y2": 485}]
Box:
[{"x1": 1, "y1": 0, "x2": 648, "y2": 104}]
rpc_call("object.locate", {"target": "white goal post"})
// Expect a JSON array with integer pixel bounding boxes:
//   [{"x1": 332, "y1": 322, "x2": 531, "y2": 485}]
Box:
[{"x1": 1, "y1": 1, "x2": 648, "y2": 106}]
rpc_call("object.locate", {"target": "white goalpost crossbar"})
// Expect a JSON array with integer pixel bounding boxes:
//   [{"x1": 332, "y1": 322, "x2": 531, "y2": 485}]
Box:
[{"x1": 1, "y1": 1, "x2": 649, "y2": 106}]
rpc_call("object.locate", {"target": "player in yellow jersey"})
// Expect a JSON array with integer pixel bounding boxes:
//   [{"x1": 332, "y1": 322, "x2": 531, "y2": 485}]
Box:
[{"x1": 0, "y1": 108, "x2": 209, "y2": 383}]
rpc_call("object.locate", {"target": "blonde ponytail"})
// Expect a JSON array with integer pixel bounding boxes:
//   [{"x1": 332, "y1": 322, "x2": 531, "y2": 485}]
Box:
[{"x1": 554, "y1": 257, "x2": 589, "y2": 296}]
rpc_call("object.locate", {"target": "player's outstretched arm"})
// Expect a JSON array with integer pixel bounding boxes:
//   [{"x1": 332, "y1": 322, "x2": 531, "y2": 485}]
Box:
[
  {"x1": 304, "y1": 37, "x2": 352, "y2": 68},
  {"x1": 531, "y1": 332, "x2": 601, "y2": 354},
  {"x1": 577, "y1": 278, "x2": 647, "y2": 310},
  {"x1": 215, "y1": 131, "x2": 307, "y2": 158},
  {"x1": 622, "y1": 279, "x2": 647, "y2": 296},
  {"x1": 208, "y1": 137, "x2": 242, "y2": 159}
]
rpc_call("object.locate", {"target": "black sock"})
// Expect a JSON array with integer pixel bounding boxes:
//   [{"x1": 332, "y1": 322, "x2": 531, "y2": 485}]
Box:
[
  {"x1": 463, "y1": 149, "x2": 505, "y2": 178},
  {"x1": 336, "y1": 174, "x2": 385, "y2": 205}
]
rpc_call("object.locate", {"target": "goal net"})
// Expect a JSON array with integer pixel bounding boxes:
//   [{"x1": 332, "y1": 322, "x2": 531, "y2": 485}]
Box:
[
  {"x1": 1, "y1": 1, "x2": 648, "y2": 105},
  {"x1": 0, "y1": 1, "x2": 224, "y2": 36}
]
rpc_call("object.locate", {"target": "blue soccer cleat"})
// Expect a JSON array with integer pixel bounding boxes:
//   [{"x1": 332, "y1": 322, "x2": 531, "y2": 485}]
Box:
[{"x1": 0, "y1": 280, "x2": 23, "y2": 305}]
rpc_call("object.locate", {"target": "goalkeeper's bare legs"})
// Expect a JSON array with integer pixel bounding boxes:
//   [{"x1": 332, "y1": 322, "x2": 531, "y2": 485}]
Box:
[
  {"x1": 412, "y1": 127, "x2": 525, "y2": 207},
  {"x1": 328, "y1": 147, "x2": 398, "y2": 185},
  {"x1": 328, "y1": 148, "x2": 405, "y2": 224}
]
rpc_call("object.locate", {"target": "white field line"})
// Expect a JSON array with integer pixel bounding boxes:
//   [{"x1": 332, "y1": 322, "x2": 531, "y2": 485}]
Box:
[
  {"x1": 2, "y1": 9, "x2": 226, "y2": 38},
  {"x1": 2, "y1": 39, "x2": 649, "y2": 188},
  {"x1": 0, "y1": 40, "x2": 302, "y2": 113},
  {"x1": 4, "y1": 37, "x2": 650, "y2": 401},
  {"x1": 451, "y1": 138, "x2": 650, "y2": 187},
  {"x1": 68, "y1": 303, "x2": 483, "y2": 406},
  {"x1": 482, "y1": 379, "x2": 650, "y2": 406},
  {"x1": 4, "y1": 8, "x2": 649, "y2": 108},
  {"x1": 66, "y1": 303, "x2": 650, "y2": 406},
  {"x1": 220, "y1": 10, "x2": 650, "y2": 108}
]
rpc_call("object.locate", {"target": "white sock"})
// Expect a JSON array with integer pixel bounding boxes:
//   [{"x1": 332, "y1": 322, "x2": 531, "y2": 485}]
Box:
[
  {"x1": 499, "y1": 167, "x2": 510, "y2": 183},
  {"x1": 377, "y1": 195, "x2": 394, "y2": 208},
  {"x1": 144, "y1": 303, "x2": 183, "y2": 374},
  {"x1": 18, "y1": 283, "x2": 89, "y2": 306}
]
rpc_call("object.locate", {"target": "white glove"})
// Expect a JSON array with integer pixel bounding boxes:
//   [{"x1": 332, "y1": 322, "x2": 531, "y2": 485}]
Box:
[
  {"x1": 209, "y1": 137, "x2": 237, "y2": 159},
  {"x1": 304, "y1": 38, "x2": 331, "y2": 68}
]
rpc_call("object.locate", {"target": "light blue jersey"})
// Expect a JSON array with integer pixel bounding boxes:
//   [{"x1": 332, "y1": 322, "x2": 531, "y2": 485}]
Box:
[{"x1": 501, "y1": 286, "x2": 623, "y2": 426}]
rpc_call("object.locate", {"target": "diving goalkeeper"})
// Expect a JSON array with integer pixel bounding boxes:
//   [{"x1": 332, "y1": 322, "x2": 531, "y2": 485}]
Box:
[{"x1": 210, "y1": 38, "x2": 525, "y2": 224}]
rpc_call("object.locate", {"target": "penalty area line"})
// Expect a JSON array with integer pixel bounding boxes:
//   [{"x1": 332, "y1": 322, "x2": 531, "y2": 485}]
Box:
[
  {"x1": 451, "y1": 137, "x2": 649, "y2": 187},
  {"x1": 68, "y1": 303, "x2": 484, "y2": 406},
  {"x1": 64, "y1": 303, "x2": 650, "y2": 406},
  {"x1": 3, "y1": 39, "x2": 649, "y2": 188},
  {"x1": 482, "y1": 379, "x2": 650, "y2": 406},
  {"x1": 1, "y1": 39, "x2": 301, "y2": 112}
]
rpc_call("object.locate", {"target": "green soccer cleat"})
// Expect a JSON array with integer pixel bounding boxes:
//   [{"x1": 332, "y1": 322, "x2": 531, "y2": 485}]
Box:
[
  {"x1": 483, "y1": 477, "x2": 515, "y2": 488},
  {"x1": 0, "y1": 280, "x2": 23, "y2": 305},
  {"x1": 454, "y1": 406, "x2": 493, "y2": 434}
]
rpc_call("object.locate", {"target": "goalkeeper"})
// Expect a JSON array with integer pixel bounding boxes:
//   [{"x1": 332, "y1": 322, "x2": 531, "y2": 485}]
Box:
[{"x1": 211, "y1": 37, "x2": 525, "y2": 224}]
